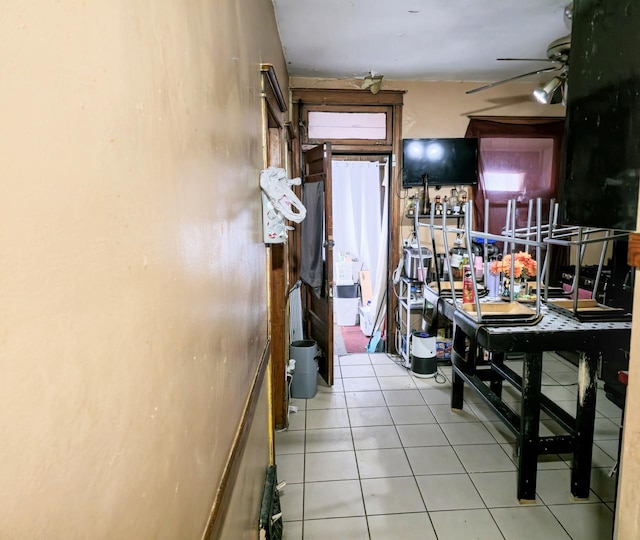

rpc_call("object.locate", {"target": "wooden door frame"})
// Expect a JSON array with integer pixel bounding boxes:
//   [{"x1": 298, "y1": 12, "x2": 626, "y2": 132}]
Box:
[
  {"x1": 261, "y1": 65, "x2": 289, "y2": 432},
  {"x1": 291, "y1": 89, "x2": 404, "y2": 357},
  {"x1": 301, "y1": 143, "x2": 334, "y2": 385}
]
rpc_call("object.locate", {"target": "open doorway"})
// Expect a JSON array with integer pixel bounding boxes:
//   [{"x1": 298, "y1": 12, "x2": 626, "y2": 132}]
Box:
[
  {"x1": 332, "y1": 156, "x2": 389, "y2": 356},
  {"x1": 291, "y1": 88, "x2": 404, "y2": 385}
]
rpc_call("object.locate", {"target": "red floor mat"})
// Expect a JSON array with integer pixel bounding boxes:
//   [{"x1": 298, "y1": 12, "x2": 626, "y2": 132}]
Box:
[{"x1": 340, "y1": 325, "x2": 370, "y2": 353}]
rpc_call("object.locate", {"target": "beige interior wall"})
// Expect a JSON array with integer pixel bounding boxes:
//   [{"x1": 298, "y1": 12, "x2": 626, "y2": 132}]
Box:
[
  {"x1": 217, "y1": 380, "x2": 271, "y2": 540},
  {"x1": 0, "y1": 1, "x2": 286, "y2": 538}
]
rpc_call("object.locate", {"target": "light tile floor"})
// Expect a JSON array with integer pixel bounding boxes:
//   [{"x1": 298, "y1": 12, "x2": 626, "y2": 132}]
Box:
[{"x1": 276, "y1": 349, "x2": 621, "y2": 540}]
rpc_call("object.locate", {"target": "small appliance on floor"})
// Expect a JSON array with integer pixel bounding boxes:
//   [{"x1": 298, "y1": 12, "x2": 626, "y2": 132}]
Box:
[{"x1": 410, "y1": 332, "x2": 437, "y2": 378}]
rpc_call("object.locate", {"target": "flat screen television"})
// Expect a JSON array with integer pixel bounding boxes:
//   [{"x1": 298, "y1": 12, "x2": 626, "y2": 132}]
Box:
[{"x1": 402, "y1": 138, "x2": 479, "y2": 188}]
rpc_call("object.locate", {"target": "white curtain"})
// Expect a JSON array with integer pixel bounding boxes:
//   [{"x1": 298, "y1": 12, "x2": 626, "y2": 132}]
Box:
[
  {"x1": 332, "y1": 160, "x2": 389, "y2": 333},
  {"x1": 371, "y1": 160, "x2": 389, "y2": 330},
  {"x1": 332, "y1": 160, "x2": 382, "y2": 286}
]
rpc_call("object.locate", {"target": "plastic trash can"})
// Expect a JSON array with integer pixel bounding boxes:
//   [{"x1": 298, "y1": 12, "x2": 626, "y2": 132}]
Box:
[{"x1": 289, "y1": 340, "x2": 319, "y2": 399}]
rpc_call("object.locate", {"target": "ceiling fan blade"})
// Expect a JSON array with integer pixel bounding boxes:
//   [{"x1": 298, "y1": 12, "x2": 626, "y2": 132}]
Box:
[
  {"x1": 497, "y1": 58, "x2": 556, "y2": 62},
  {"x1": 465, "y1": 66, "x2": 560, "y2": 95}
]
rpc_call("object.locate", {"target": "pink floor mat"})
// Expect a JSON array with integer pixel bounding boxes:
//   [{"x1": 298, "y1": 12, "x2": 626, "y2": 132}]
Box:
[{"x1": 340, "y1": 325, "x2": 370, "y2": 353}]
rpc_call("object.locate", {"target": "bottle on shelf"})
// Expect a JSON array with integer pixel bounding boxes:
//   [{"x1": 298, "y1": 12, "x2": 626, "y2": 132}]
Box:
[
  {"x1": 462, "y1": 265, "x2": 475, "y2": 304},
  {"x1": 434, "y1": 195, "x2": 443, "y2": 216},
  {"x1": 449, "y1": 246, "x2": 466, "y2": 279},
  {"x1": 450, "y1": 188, "x2": 460, "y2": 214},
  {"x1": 474, "y1": 255, "x2": 484, "y2": 280},
  {"x1": 406, "y1": 195, "x2": 416, "y2": 217}
]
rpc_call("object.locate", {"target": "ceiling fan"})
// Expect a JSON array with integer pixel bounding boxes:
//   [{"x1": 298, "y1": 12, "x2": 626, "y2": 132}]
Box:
[{"x1": 466, "y1": 3, "x2": 573, "y2": 104}]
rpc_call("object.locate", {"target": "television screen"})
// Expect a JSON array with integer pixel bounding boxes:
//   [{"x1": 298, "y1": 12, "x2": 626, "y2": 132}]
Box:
[{"x1": 402, "y1": 138, "x2": 479, "y2": 187}]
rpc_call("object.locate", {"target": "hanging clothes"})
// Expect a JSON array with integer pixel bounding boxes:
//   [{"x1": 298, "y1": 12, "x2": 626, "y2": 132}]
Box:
[{"x1": 300, "y1": 181, "x2": 324, "y2": 296}]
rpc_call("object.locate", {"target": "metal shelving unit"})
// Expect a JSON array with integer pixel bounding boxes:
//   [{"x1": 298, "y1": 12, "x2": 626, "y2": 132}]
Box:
[{"x1": 395, "y1": 276, "x2": 423, "y2": 369}]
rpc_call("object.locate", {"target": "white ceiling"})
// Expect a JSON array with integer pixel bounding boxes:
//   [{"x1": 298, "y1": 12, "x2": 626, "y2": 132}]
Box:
[{"x1": 272, "y1": 0, "x2": 572, "y2": 86}]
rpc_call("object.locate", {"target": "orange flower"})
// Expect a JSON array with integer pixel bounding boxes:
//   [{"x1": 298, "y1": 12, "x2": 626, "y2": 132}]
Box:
[{"x1": 489, "y1": 251, "x2": 537, "y2": 279}]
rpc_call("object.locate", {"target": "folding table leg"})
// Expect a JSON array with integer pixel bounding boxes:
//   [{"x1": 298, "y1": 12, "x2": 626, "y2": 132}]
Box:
[
  {"x1": 450, "y1": 325, "x2": 468, "y2": 410},
  {"x1": 518, "y1": 351, "x2": 542, "y2": 502},
  {"x1": 451, "y1": 365, "x2": 464, "y2": 410},
  {"x1": 490, "y1": 351, "x2": 505, "y2": 399},
  {"x1": 571, "y1": 349, "x2": 598, "y2": 499}
]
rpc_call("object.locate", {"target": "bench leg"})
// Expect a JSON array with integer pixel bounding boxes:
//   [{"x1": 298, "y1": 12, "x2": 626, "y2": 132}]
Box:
[
  {"x1": 518, "y1": 352, "x2": 542, "y2": 503},
  {"x1": 571, "y1": 350, "x2": 598, "y2": 499}
]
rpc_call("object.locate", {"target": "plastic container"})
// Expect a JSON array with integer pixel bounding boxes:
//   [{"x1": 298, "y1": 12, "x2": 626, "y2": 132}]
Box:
[
  {"x1": 335, "y1": 284, "x2": 360, "y2": 298},
  {"x1": 289, "y1": 340, "x2": 319, "y2": 399},
  {"x1": 334, "y1": 298, "x2": 359, "y2": 326},
  {"x1": 404, "y1": 247, "x2": 432, "y2": 281}
]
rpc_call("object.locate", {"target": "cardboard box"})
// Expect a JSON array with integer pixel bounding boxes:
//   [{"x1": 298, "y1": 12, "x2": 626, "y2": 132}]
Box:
[
  {"x1": 436, "y1": 340, "x2": 453, "y2": 359},
  {"x1": 335, "y1": 261, "x2": 353, "y2": 285},
  {"x1": 359, "y1": 270, "x2": 373, "y2": 306},
  {"x1": 359, "y1": 305, "x2": 374, "y2": 336}
]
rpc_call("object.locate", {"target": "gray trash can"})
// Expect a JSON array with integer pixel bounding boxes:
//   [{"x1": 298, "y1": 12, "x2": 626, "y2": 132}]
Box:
[{"x1": 289, "y1": 340, "x2": 318, "y2": 399}]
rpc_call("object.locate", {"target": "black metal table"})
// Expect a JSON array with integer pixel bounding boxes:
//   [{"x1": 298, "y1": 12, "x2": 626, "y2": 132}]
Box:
[{"x1": 424, "y1": 288, "x2": 631, "y2": 502}]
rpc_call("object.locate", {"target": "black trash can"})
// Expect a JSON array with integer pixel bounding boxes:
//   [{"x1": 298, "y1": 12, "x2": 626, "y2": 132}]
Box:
[{"x1": 289, "y1": 340, "x2": 319, "y2": 399}]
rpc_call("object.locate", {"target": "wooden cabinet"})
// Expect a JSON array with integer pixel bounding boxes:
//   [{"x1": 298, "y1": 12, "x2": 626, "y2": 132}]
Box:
[{"x1": 561, "y1": 0, "x2": 640, "y2": 231}]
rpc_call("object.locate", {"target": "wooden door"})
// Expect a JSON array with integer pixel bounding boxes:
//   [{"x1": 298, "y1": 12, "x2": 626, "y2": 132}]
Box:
[{"x1": 302, "y1": 143, "x2": 334, "y2": 385}]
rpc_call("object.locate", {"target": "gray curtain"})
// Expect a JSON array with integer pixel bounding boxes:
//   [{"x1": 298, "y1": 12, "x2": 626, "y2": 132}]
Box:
[{"x1": 300, "y1": 181, "x2": 324, "y2": 296}]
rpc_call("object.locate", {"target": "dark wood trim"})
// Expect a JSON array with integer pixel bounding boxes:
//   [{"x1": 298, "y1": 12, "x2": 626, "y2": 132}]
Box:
[
  {"x1": 285, "y1": 121, "x2": 295, "y2": 141},
  {"x1": 292, "y1": 88, "x2": 405, "y2": 106},
  {"x1": 261, "y1": 64, "x2": 287, "y2": 113},
  {"x1": 204, "y1": 341, "x2": 271, "y2": 540},
  {"x1": 300, "y1": 103, "x2": 394, "y2": 147},
  {"x1": 304, "y1": 144, "x2": 393, "y2": 153},
  {"x1": 260, "y1": 65, "x2": 289, "y2": 432},
  {"x1": 290, "y1": 88, "x2": 405, "y2": 356},
  {"x1": 467, "y1": 115, "x2": 565, "y2": 124},
  {"x1": 288, "y1": 105, "x2": 302, "y2": 289},
  {"x1": 269, "y1": 243, "x2": 288, "y2": 429},
  {"x1": 388, "y1": 102, "x2": 403, "y2": 353},
  {"x1": 628, "y1": 232, "x2": 640, "y2": 267}
]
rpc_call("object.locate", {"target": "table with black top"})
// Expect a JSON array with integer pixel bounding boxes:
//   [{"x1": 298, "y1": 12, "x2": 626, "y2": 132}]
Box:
[{"x1": 424, "y1": 287, "x2": 631, "y2": 503}]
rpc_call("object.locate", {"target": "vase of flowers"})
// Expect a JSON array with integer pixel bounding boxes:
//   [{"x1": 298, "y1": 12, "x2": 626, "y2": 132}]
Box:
[{"x1": 489, "y1": 251, "x2": 537, "y2": 299}]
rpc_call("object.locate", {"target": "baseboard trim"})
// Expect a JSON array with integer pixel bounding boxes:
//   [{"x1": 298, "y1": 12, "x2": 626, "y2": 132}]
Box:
[{"x1": 202, "y1": 340, "x2": 271, "y2": 540}]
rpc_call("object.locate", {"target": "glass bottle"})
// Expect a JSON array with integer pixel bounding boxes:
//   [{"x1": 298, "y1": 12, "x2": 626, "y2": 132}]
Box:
[
  {"x1": 444, "y1": 196, "x2": 452, "y2": 215},
  {"x1": 435, "y1": 195, "x2": 443, "y2": 216},
  {"x1": 449, "y1": 188, "x2": 459, "y2": 211},
  {"x1": 462, "y1": 265, "x2": 475, "y2": 304},
  {"x1": 459, "y1": 189, "x2": 468, "y2": 214},
  {"x1": 406, "y1": 195, "x2": 416, "y2": 217}
]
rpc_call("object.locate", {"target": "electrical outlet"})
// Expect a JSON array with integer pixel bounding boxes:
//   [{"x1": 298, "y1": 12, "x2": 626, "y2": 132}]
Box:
[{"x1": 403, "y1": 239, "x2": 410, "y2": 248}]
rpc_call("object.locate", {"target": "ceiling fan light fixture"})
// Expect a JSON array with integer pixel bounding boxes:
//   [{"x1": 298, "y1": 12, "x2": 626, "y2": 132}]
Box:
[{"x1": 533, "y1": 76, "x2": 564, "y2": 104}]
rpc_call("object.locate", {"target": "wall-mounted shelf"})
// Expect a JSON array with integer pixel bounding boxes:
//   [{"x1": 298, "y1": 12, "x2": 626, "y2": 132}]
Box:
[{"x1": 406, "y1": 212, "x2": 466, "y2": 219}]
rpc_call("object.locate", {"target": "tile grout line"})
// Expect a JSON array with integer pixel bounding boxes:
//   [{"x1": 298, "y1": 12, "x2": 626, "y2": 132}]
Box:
[{"x1": 284, "y1": 349, "x2": 619, "y2": 539}]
